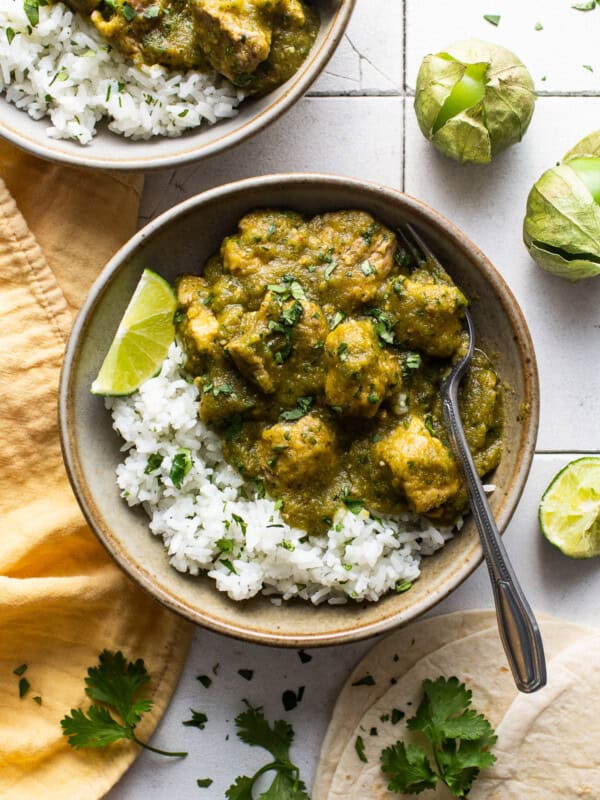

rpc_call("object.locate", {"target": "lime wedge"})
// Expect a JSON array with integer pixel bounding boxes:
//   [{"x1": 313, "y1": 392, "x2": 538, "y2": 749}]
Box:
[
  {"x1": 539, "y1": 457, "x2": 600, "y2": 559},
  {"x1": 91, "y1": 269, "x2": 176, "y2": 396}
]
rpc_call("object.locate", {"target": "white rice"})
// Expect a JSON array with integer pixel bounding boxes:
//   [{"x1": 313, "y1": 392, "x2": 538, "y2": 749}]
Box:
[
  {"x1": 107, "y1": 343, "x2": 459, "y2": 605},
  {"x1": 0, "y1": 0, "x2": 244, "y2": 143}
]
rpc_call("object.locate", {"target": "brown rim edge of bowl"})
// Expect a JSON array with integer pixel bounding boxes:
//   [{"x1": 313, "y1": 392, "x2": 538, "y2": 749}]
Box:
[
  {"x1": 59, "y1": 173, "x2": 540, "y2": 647},
  {"x1": 0, "y1": 0, "x2": 356, "y2": 172}
]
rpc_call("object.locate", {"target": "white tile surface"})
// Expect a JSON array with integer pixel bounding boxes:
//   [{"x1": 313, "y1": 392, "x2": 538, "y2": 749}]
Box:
[
  {"x1": 110, "y1": 2, "x2": 600, "y2": 797},
  {"x1": 404, "y1": 96, "x2": 600, "y2": 452},
  {"x1": 106, "y1": 455, "x2": 600, "y2": 799},
  {"x1": 310, "y1": 0, "x2": 403, "y2": 95},
  {"x1": 406, "y1": 0, "x2": 600, "y2": 95},
  {"x1": 139, "y1": 96, "x2": 404, "y2": 223}
]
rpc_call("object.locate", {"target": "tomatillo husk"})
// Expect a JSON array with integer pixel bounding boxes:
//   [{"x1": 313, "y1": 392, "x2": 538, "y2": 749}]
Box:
[
  {"x1": 415, "y1": 39, "x2": 536, "y2": 165},
  {"x1": 524, "y1": 130, "x2": 600, "y2": 281}
]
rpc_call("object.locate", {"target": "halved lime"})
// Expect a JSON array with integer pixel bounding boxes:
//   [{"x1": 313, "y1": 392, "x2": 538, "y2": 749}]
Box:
[
  {"x1": 539, "y1": 457, "x2": 600, "y2": 559},
  {"x1": 91, "y1": 269, "x2": 176, "y2": 396}
]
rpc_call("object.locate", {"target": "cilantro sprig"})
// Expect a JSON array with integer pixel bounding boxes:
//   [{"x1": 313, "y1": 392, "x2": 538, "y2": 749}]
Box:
[
  {"x1": 61, "y1": 650, "x2": 187, "y2": 758},
  {"x1": 226, "y1": 702, "x2": 308, "y2": 800},
  {"x1": 380, "y1": 677, "x2": 496, "y2": 798}
]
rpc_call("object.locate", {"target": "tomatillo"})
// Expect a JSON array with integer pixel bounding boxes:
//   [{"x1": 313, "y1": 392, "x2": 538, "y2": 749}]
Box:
[
  {"x1": 569, "y1": 157, "x2": 600, "y2": 205},
  {"x1": 415, "y1": 39, "x2": 536, "y2": 165},
  {"x1": 524, "y1": 131, "x2": 600, "y2": 281}
]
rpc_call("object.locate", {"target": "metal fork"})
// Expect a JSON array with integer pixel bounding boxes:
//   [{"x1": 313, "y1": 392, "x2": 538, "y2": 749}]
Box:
[{"x1": 398, "y1": 223, "x2": 547, "y2": 694}]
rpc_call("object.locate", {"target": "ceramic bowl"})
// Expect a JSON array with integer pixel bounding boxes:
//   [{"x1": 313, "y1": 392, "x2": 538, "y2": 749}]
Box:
[
  {"x1": 59, "y1": 174, "x2": 539, "y2": 646},
  {"x1": 0, "y1": 0, "x2": 354, "y2": 171}
]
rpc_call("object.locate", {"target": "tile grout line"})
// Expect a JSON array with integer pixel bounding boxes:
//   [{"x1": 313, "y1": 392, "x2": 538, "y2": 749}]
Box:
[{"x1": 305, "y1": 91, "x2": 600, "y2": 99}]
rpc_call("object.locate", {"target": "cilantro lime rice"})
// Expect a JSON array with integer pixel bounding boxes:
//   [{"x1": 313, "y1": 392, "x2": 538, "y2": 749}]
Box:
[
  {"x1": 0, "y1": 0, "x2": 244, "y2": 144},
  {"x1": 108, "y1": 343, "x2": 458, "y2": 604}
]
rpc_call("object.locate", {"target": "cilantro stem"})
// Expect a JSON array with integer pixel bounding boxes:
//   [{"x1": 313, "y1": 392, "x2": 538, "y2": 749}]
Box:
[{"x1": 132, "y1": 734, "x2": 188, "y2": 758}]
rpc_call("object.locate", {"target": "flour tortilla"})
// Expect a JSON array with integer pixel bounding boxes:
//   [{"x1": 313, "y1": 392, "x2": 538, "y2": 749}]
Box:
[
  {"x1": 470, "y1": 634, "x2": 600, "y2": 799},
  {"x1": 313, "y1": 610, "x2": 498, "y2": 800},
  {"x1": 324, "y1": 618, "x2": 595, "y2": 800}
]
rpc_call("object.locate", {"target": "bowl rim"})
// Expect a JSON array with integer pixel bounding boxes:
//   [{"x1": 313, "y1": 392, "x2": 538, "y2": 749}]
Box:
[
  {"x1": 59, "y1": 172, "x2": 540, "y2": 647},
  {"x1": 0, "y1": 0, "x2": 356, "y2": 172}
]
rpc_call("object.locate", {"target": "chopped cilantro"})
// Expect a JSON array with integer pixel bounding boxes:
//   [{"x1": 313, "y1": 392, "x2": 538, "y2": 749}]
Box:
[
  {"x1": 298, "y1": 649, "x2": 312, "y2": 664},
  {"x1": 6, "y1": 27, "x2": 16, "y2": 44},
  {"x1": 324, "y1": 262, "x2": 337, "y2": 279},
  {"x1": 121, "y1": 2, "x2": 137, "y2": 20},
  {"x1": 572, "y1": 0, "x2": 596, "y2": 8},
  {"x1": 169, "y1": 448, "x2": 192, "y2": 489},
  {"x1": 197, "y1": 675, "x2": 212, "y2": 689},
  {"x1": 220, "y1": 559, "x2": 237, "y2": 574},
  {"x1": 33, "y1": 695, "x2": 42, "y2": 705},
  {"x1": 23, "y1": 0, "x2": 40, "y2": 26},
  {"x1": 197, "y1": 778, "x2": 213, "y2": 788},
  {"x1": 355, "y1": 735, "x2": 368, "y2": 762},
  {"x1": 337, "y1": 342, "x2": 349, "y2": 361},
  {"x1": 395, "y1": 579, "x2": 413, "y2": 594},
  {"x1": 18, "y1": 678, "x2": 30, "y2": 698},
  {"x1": 391, "y1": 708, "x2": 405, "y2": 725},
  {"x1": 403, "y1": 352, "x2": 422, "y2": 374},
  {"x1": 231, "y1": 514, "x2": 247, "y2": 535},
  {"x1": 352, "y1": 674, "x2": 375, "y2": 687},
  {"x1": 238, "y1": 669, "x2": 254, "y2": 681},
  {"x1": 280, "y1": 396, "x2": 314, "y2": 422},
  {"x1": 343, "y1": 497, "x2": 365, "y2": 515},
  {"x1": 13, "y1": 664, "x2": 28, "y2": 676},
  {"x1": 483, "y1": 13, "x2": 500, "y2": 25},
  {"x1": 360, "y1": 260, "x2": 376, "y2": 276},
  {"x1": 282, "y1": 687, "x2": 304, "y2": 711},
  {"x1": 183, "y1": 710, "x2": 207, "y2": 729},
  {"x1": 144, "y1": 453, "x2": 163, "y2": 474},
  {"x1": 329, "y1": 310, "x2": 346, "y2": 331},
  {"x1": 534, "y1": 21, "x2": 543, "y2": 30}
]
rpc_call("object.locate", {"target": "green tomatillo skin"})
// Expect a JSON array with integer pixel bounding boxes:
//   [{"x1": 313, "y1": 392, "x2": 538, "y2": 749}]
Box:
[
  {"x1": 523, "y1": 130, "x2": 600, "y2": 281},
  {"x1": 568, "y1": 157, "x2": 600, "y2": 205},
  {"x1": 414, "y1": 39, "x2": 536, "y2": 165},
  {"x1": 433, "y1": 63, "x2": 487, "y2": 133}
]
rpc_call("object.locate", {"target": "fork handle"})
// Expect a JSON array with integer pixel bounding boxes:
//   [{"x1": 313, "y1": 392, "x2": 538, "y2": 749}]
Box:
[{"x1": 442, "y1": 395, "x2": 547, "y2": 693}]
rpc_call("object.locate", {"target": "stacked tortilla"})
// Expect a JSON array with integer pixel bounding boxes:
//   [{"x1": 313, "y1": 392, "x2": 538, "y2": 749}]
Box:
[{"x1": 314, "y1": 610, "x2": 600, "y2": 799}]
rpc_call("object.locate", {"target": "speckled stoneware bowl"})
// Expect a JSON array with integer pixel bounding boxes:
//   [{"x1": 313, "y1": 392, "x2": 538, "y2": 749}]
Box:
[
  {"x1": 60, "y1": 174, "x2": 539, "y2": 647},
  {"x1": 0, "y1": 0, "x2": 354, "y2": 171}
]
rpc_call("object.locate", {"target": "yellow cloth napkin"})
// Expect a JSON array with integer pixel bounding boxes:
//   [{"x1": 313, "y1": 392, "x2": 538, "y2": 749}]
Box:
[{"x1": 0, "y1": 144, "x2": 193, "y2": 799}]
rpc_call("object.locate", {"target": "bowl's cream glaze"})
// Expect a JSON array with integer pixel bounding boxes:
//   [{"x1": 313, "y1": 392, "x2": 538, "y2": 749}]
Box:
[
  {"x1": 59, "y1": 174, "x2": 539, "y2": 646},
  {"x1": 0, "y1": 0, "x2": 354, "y2": 170}
]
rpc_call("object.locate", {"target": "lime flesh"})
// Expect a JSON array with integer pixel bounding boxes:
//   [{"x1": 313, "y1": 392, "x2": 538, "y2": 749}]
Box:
[
  {"x1": 539, "y1": 457, "x2": 600, "y2": 559},
  {"x1": 433, "y1": 63, "x2": 487, "y2": 133},
  {"x1": 569, "y1": 157, "x2": 600, "y2": 205},
  {"x1": 91, "y1": 269, "x2": 176, "y2": 396}
]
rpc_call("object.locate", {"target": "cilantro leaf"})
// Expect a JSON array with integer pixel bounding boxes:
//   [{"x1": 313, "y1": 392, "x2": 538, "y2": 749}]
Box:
[
  {"x1": 408, "y1": 676, "x2": 473, "y2": 744},
  {"x1": 61, "y1": 650, "x2": 186, "y2": 758},
  {"x1": 257, "y1": 771, "x2": 309, "y2": 800},
  {"x1": 61, "y1": 705, "x2": 131, "y2": 749},
  {"x1": 228, "y1": 703, "x2": 308, "y2": 800},
  {"x1": 382, "y1": 677, "x2": 497, "y2": 798},
  {"x1": 84, "y1": 650, "x2": 151, "y2": 728},
  {"x1": 226, "y1": 775, "x2": 255, "y2": 800},
  {"x1": 235, "y1": 702, "x2": 293, "y2": 762},
  {"x1": 381, "y1": 741, "x2": 438, "y2": 794},
  {"x1": 183, "y1": 709, "x2": 208, "y2": 729},
  {"x1": 438, "y1": 737, "x2": 497, "y2": 797}
]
